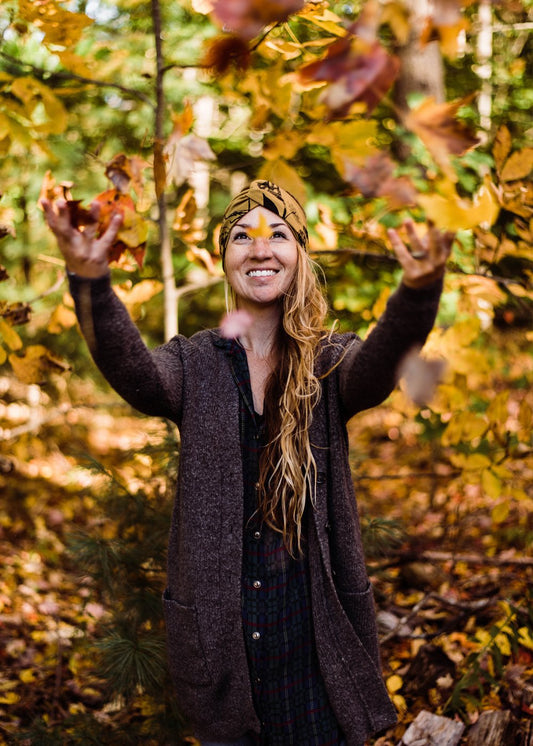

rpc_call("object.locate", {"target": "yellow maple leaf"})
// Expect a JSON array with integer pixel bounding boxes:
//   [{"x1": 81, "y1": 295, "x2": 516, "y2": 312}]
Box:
[{"x1": 247, "y1": 212, "x2": 273, "y2": 240}]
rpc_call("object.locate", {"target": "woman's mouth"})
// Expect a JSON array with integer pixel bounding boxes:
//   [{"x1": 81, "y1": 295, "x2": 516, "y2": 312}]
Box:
[{"x1": 247, "y1": 269, "x2": 278, "y2": 277}]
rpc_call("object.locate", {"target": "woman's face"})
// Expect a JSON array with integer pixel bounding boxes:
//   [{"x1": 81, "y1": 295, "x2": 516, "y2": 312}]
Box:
[{"x1": 224, "y1": 206, "x2": 299, "y2": 310}]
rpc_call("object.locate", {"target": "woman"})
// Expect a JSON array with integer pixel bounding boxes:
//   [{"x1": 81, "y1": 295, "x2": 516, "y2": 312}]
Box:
[{"x1": 42, "y1": 180, "x2": 452, "y2": 746}]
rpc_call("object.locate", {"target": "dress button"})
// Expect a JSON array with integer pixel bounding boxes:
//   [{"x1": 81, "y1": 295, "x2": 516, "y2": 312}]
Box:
[
  {"x1": 252, "y1": 631, "x2": 261, "y2": 640},
  {"x1": 253, "y1": 530, "x2": 261, "y2": 540},
  {"x1": 253, "y1": 580, "x2": 261, "y2": 589}
]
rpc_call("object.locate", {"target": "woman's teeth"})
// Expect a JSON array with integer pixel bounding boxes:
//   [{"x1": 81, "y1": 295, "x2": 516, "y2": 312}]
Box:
[{"x1": 247, "y1": 270, "x2": 277, "y2": 277}]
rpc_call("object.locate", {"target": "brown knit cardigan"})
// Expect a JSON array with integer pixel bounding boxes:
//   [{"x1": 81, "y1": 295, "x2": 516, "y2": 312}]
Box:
[{"x1": 68, "y1": 273, "x2": 443, "y2": 746}]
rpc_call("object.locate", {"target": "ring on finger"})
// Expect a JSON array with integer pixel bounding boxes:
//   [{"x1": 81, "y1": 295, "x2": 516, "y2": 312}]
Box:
[{"x1": 410, "y1": 251, "x2": 428, "y2": 260}]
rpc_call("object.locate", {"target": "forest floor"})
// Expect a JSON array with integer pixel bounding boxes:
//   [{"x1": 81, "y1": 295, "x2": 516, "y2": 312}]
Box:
[{"x1": 0, "y1": 371, "x2": 532, "y2": 745}]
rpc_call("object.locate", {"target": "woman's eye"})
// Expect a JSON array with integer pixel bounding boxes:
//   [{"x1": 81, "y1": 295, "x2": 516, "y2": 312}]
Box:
[
  {"x1": 271, "y1": 230, "x2": 289, "y2": 240},
  {"x1": 233, "y1": 232, "x2": 250, "y2": 241}
]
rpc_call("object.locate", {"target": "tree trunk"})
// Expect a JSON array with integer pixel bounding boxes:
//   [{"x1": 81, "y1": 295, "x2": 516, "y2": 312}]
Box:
[
  {"x1": 392, "y1": 0, "x2": 445, "y2": 162},
  {"x1": 477, "y1": 0, "x2": 493, "y2": 135},
  {"x1": 393, "y1": 0, "x2": 446, "y2": 115},
  {"x1": 152, "y1": 0, "x2": 178, "y2": 341}
]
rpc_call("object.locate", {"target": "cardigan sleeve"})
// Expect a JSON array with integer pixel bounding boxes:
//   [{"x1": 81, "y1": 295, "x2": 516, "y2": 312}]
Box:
[
  {"x1": 68, "y1": 273, "x2": 184, "y2": 420},
  {"x1": 337, "y1": 278, "x2": 443, "y2": 421}
]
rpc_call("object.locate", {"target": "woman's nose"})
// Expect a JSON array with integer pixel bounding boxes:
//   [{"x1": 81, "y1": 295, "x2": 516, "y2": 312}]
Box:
[{"x1": 249, "y1": 237, "x2": 272, "y2": 258}]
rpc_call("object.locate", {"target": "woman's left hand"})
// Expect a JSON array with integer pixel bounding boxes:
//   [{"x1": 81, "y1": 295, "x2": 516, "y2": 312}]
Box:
[{"x1": 387, "y1": 220, "x2": 454, "y2": 289}]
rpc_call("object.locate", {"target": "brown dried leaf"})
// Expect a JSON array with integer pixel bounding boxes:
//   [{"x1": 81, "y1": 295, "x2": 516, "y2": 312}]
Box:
[
  {"x1": 403, "y1": 95, "x2": 480, "y2": 179},
  {"x1": 342, "y1": 153, "x2": 417, "y2": 209},
  {"x1": 299, "y1": 36, "x2": 400, "y2": 118},
  {"x1": 105, "y1": 153, "x2": 149, "y2": 196},
  {"x1": 202, "y1": 35, "x2": 251, "y2": 74},
  {"x1": 211, "y1": 0, "x2": 305, "y2": 40},
  {"x1": 399, "y1": 347, "x2": 447, "y2": 406}
]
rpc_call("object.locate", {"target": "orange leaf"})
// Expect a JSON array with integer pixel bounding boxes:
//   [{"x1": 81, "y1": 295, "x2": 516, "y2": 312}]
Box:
[
  {"x1": 247, "y1": 212, "x2": 273, "y2": 239},
  {"x1": 92, "y1": 189, "x2": 148, "y2": 268},
  {"x1": 403, "y1": 96, "x2": 480, "y2": 179}
]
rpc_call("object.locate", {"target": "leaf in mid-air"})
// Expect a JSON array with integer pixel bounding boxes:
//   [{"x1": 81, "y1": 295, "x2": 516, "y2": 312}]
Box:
[
  {"x1": 299, "y1": 36, "x2": 400, "y2": 118},
  {"x1": 403, "y1": 95, "x2": 480, "y2": 179},
  {"x1": 211, "y1": 0, "x2": 305, "y2": 40}
]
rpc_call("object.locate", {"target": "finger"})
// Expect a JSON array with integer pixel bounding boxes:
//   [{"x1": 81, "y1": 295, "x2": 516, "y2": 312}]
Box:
[
  {"x1": 40, "y1": 198, "x2": 56, "y2": 228},
  {"x1": 387, "y1": 227, "x2": 418, "y2": 268},
  {"x1": 97, "y1": 212, "x2": 123, "y2": 251},
  {"x1": 428, "y1": 224, "x2": 454, "y2": 264}
]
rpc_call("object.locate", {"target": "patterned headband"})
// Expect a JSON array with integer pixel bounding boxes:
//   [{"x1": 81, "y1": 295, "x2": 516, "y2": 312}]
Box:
[{"x1": 218, "y1": 180, "x2": 309, "y2": 263}]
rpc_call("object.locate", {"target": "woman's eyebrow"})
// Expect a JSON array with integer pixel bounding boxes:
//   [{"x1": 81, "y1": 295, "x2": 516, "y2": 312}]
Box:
[{"x1": 232, "y1": 221, "x2": 286, "y2": 229}]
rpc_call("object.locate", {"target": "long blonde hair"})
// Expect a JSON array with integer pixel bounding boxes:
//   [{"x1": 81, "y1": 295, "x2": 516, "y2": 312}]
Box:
[{"x1": 256, "y1": 246, "x2": 329, "y2": 556}]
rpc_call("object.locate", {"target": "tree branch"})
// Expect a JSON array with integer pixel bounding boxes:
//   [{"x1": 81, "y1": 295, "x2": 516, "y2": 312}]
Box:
[{"x1": 0, "y1": 51, "x2": 154, "y2": 109}]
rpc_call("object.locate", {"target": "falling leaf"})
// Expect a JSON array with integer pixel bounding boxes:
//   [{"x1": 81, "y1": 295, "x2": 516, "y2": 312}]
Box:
[
  {"x1": 299, "y1": 36, "x2": 400, "y2": 118},
  {"x1": 398, "y1": 347, "x2": 447, "y2": 406},
  {"x1": 210, "y1": 0, "x2": 305, "y2": 41},
  {"x1": 202, "y1": 35, "x2": 251, "y2": 74},
  {"x1": 403, "y1": 96, "x2": 480, "y2": 179},
  {"x1": 105, "y1": 153, "x2": 149, "y2": 196},
  {"x1": 247, "y1": 212, "x2": 274, "y2": 239},
  {"x1": 342, "y1": 152, "x2": 417, "y2": 208},
  {"x1": 164, "y1": 132, "x2": 215, "y2": 189},
  {"x1": 220, "y1": 310, "x2": 253, "y2": 339}
]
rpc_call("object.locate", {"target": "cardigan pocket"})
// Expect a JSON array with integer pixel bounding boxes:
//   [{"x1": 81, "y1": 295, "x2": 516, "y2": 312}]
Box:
[
  {"x1": 163, "y1": 589, "x2": 213, "y2": 686},
  {"x1": 337, "y1": 581, "x2": 380, "y2": 664}
]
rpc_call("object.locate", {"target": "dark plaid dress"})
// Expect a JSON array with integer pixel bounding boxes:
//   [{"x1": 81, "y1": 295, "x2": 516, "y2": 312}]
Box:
[{"x1": 221, "y1": 338, "x2": 343, "y2": 746}]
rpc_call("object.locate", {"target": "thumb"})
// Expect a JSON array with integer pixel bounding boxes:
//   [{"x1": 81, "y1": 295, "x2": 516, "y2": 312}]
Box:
[{"x1": 98, "y1": 212, "x2": 124, "y2": 249}]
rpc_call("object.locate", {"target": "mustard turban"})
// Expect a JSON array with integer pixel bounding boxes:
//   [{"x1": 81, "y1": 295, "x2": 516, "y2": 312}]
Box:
[{"x1": 219, "y1": 180, "x2": 309, "y2": 264}]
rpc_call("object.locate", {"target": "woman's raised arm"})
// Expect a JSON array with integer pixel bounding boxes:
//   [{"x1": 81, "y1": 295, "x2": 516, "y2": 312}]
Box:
[{"x1": 337, "y1": 221, "x2": 453, "y2": 419}]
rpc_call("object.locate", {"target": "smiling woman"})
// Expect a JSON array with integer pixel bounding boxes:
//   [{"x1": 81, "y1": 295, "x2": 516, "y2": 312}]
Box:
[
  {"x1": 223, "y1": 206, "x2": 299, "y2": 310},
  {"x1": 41, "y1": 178, "x2": 453, "y2": 746}
]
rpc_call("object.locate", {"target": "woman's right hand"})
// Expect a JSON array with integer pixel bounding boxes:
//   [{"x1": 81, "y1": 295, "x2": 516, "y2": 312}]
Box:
[{"x1": 41, "y1": 198, "x2": 123, "y2": 278}]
